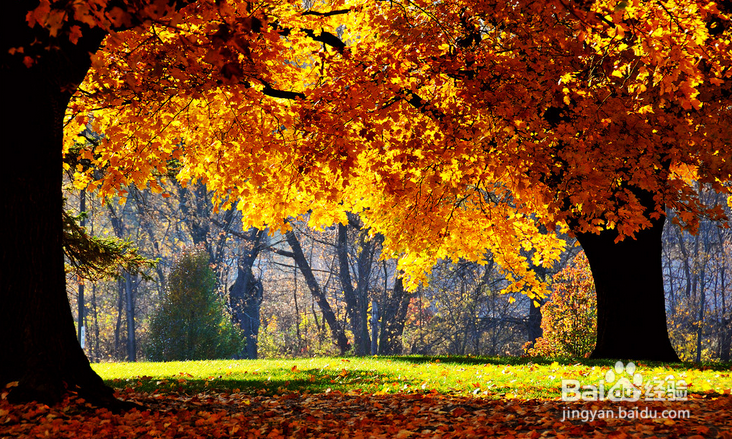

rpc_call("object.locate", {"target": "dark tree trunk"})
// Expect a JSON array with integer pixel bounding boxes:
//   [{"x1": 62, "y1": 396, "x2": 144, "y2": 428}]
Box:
[
  {"x1": 378, "y1": 277, "x2": 411, "y2": 355},
  {"x1": 107, "y1": 199, "x2": 137, "y2": 361},
  {"x1": 337, "y1": 223, "x2": 373, "y2": 356},
  {"x1": 229, "y1": 229, "x2": 265, "y2": 359},
  {"x1": 720, "y1": 318, "x2": 732, "y2": 362},
  {"x1": 575, "y1": 212, "x2": 680, "y2": 362},
  {"x1": 285, "y1": 230, "x2": 350, "y2": 354},
  {"x1": 370, "y1": 300, "x2": 379, "y2": 355},
  {"x1": 124, "y1": 272, "x2": 137, "y2": 362},
  {"x1": 0, "y1": 2, "x2": 123, "y2": 406},
  {"x1": 77, "y1": 190, "x2": 87, "y2": 347},
  {"x1": 527, "y1": 300, "x2": 543, "y2": 346},
  {"x1": 114, "y1": 280, "x2": 125, "y2": 357},
  {"x1": 526, "y1": 259, "x2": 546, "y2": 348}
]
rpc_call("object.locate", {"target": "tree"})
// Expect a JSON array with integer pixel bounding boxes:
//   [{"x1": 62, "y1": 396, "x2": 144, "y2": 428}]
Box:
[
  {"x1": 73, "y1": 0, "x2": 732, "y2": 362},
  {"x1": 1, "y1": 0, "x2": 353, "y2": 405},
  {"x1": 377, "y1": 273, "x2": 412, "y2": 355},
  {"x1": 146, "y1": 249, "x2": 243, "y2": 361},
  {"x1": 526, "y1": 253, "x2": 597, "y2": 358},
  {"x1": 350, "y1": 1, "x2": 732, "y2": 362},
  {"x1": 282, "y1": 227, "x2": 351, "y2": 354},
  {"x1": 7, "y1": 0, "x2": 732, "y2": 406},
  {"x1": 275, "y1": 0, "x2": 732, "y2": 362},
  {"x1": 194, "y1": 0, "x2": 729, "y2": 361},
  {"x1": 1, "y1": 0, "x2": 119, "y2": 407},
  {"x1": 337, "y1": 214, "x2": 381, "y2": 356},
  {"x1": 228, "y1": 227, "x2": 267, "y2": 359},
  {"x1": 62, "y1": 209, "x2": 154, "y2": 282}
]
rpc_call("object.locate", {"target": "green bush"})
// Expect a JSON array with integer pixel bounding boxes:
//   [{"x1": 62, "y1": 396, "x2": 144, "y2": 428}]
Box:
[{"x1": 146, "y1": 249, "x2": 244, "y2": 361}]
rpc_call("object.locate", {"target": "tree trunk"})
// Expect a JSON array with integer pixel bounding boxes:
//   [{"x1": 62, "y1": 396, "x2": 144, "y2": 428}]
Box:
[
  {"x1": 77, "y1": 190, "x2": 87, "y2": 347},
  {"x1": 114, "y1": 280, "x2": 125, "y2": 358},
  {"x1": 229, "y1": 229, "x2": 265, "y2": 359},
  {"x1": 720, "y1": 318, "x2": 732, "y2": 362},
  {"x1": 370, "y1": 300, "x2": 379, "y2": 355},
  {"x1": 378, "y1": 277, "x2": 411, "y2": 355},
  {"x1": 91, "y1": 284, "x2": 101, "y2": 363},
  {"x1": 0, "y1": 2, "x2": 130, "y2": 407},
  {"x1": 575, "y1": 213, "x2": 680, "y2": 362},
  {"x1": 337, "y1": 223, "x2": 371, "y2": 356},
  {"x1": 285, "y1": 230, "x2": 350, "y2": 354},
  {"x1": 526, "y1": 259, "x2": 545, "y2": 348},
  {"x1": 527, "y1": 300, "x2": 543, "y2": 347},
  {"x1": 124, "y1": 272, "x2": 137, "y2": 362}
]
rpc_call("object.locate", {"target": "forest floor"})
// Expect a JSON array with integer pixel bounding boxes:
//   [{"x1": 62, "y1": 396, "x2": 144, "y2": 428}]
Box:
[{"x1": 1, "y1": 356, "x2": 731, "y2": 438}]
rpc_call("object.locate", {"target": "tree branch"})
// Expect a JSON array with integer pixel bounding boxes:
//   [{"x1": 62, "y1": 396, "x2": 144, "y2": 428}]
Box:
[
  {"x1": 258, "y1": 78, "x2": 306, "y2": 100},
  {"x1": 261, "y1": 84, "x2": 306, "y2": 100},
  {"x1": 400, "y1": 89, "x2": 445, "y2": 121},
  {"x1": 300, "y1": 28, "x2": 346, "y2": 52},
  {"x1": 302, "y1": 9, "x2": 351, "y2": 18}
]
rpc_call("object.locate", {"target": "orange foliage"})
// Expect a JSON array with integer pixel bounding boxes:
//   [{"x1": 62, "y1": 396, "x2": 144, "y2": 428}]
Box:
[
  {"x1": 525, "y1": 253, "x2": 596, "y2": 358},
  {"x1": 41, "y1": 0, "x2": 732, "y2": 296}
]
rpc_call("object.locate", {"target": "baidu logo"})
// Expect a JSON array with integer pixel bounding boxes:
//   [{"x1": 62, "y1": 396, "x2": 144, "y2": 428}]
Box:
[{"x1": 562, "y1": 361, "x2": 687, "y2": 402}]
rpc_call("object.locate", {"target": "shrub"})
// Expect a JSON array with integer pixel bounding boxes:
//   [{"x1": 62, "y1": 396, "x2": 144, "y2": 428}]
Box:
[
  {"x1": 526, "y1": 252, "x2": 596, "y2": 358},
  {"x1": 146, "y1": 249, "x2": 244, "y2": 361}
]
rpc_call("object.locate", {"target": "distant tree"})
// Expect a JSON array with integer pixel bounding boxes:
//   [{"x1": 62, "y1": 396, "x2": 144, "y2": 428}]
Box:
[
  {"x1": 228, "y1": 228, "x2": 267, "y2": 360},
  {"x1": 526, "y1": 253, "x2": 596, "y2": 358},
  {"x1": 146, "y1": 249, "x2": 243, "y2": 361}
]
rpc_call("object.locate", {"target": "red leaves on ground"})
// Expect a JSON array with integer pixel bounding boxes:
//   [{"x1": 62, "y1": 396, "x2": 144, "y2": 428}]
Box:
[{"x1": 1, "y1": 390, "x2": 731, "y2": 438}]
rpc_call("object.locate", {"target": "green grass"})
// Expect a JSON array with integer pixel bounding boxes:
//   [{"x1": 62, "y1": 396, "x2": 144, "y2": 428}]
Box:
[{"x1": 92, "y1": 356, "x2": 732, "y2": 400}]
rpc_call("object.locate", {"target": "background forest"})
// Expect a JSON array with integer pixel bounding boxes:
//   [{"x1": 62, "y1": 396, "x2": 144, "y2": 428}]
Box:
[{"x1": 64, "y1": 174, "x2": 732, "y2": 364}]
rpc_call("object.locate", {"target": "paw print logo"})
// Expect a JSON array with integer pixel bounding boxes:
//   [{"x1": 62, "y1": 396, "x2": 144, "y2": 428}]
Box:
[{"x1": 605, "y1": 361, "x2": 642, "y2": 401}]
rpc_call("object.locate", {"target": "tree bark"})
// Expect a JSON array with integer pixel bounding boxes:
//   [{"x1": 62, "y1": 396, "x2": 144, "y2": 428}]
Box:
[
  {"x1": 574, "y1": 211, "x2": 680, "y2": 362},
  {"x1": 124, "y1": 272, "x2": 137, "y2": 362},
  {"x1": 337, "y1": 223, "x2": 372, "y2": 356},
  {"x1": 0, "y1": 1, "x2": 128, "y2": 407},
  {"x1": 229, "y1": 229, "x2": 265, "y2": 359},
  {"x1": 526, "y1": 258, "x2": 546, "y2": 348},
  {"x1": 77, "y1": 190, "x2": 87, "y2": 347},
  {"x1": 720, "y1": 317, "x2": 732, "y2": 362},
  {"x1": 527, "y1": 300, "x2": 543, "y2": 347},
  {"x1": 378, "y1": 277, "x2": 411, "y2": 355}
]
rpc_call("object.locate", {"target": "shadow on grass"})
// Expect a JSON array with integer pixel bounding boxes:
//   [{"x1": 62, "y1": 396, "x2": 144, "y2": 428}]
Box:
[
  {"x1": 103, "y1": 355, "x2": 732, "y2": 399},
  {"x1": 107, "y1": 368, "x2": 400, "y2": 396},
  {"x1": 111, "y1": 378, "x2": 338, "y2": 395},
  {"x1": 379, "y1": 355, "x2": 612, "y2": 367},
  {"x1": 380, "y1": 354, "x2": 732, "y2": 371}
]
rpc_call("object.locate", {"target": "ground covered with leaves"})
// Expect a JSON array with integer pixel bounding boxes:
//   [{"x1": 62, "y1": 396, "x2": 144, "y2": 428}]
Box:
[{"x1": 2, "y1": 357, "x2": 732, "y2": 438}]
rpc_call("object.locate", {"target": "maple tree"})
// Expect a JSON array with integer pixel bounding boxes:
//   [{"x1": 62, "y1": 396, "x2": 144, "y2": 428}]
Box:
[
  {"x1": 0, "y1": 0, "x2": 365, "y2": 406},
  {"x1": 5, "y1": 0, "x2": 732, "y2": 406},
  {"x1": 68, "y1": 0, "x2": 732, "y2": 365},
  {"x1": 260, "y1": 0, "x2": 732, "y2": 363},
  {"x1": 77, "y1": 0, "x2": 732, "y2": 360},
  {"x1": 2, "y1": 0, "x2": 115, "y2": 407}
]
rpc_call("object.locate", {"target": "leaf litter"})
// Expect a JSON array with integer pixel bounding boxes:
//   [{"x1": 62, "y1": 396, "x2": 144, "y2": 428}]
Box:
[{"x1": 2, "y1": 387, "x2": 731, "y2": 438}]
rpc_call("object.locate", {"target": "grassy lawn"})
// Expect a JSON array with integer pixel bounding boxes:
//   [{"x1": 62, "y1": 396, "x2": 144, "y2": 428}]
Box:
[
  {"x1": 4, "y1": 356, "x2": 731, "y2": 438},
  {"x1": 92, "y1": 356, "x2": 732, "y2": 400}
]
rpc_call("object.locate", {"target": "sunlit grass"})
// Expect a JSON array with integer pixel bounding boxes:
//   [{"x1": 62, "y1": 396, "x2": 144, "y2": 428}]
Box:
[{"x1": 92, "y1": 356, "x2": 732, "y2": 400}]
